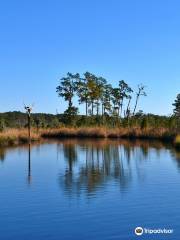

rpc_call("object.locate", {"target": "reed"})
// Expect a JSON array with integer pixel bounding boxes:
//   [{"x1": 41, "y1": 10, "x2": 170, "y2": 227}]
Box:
[
  {"x1": 0, "y1": 127, "x2": 178, "y2": 147},
  {"x1": 41, "y1": 127, "x2": 176, "y2": 141},
  {"x1": 0, "y1": 129, "x2": 40, "y2": 147},
  {"x1": 41, "y1": 127, "x2": 106, "y2": 138}
]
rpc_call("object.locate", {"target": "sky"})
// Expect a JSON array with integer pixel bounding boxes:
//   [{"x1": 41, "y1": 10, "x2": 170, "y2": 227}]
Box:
[{"x1": 0, "y1": 0, "x2": 180, "y2": 115}]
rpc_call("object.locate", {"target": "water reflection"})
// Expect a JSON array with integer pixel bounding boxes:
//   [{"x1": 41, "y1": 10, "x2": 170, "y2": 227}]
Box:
[
  {"x1": 170, "y1": 148, "x2": 180, "y2": 170},
  {"x1": 0, "y1": 143, "x2": 32, "y2": 183},
  {"x1": 58, "y1": 139, "x2": 178, "y2": 197},
  {"x1": 28, "y1": 144, "x2": 31, "y2": 184},
  {"x1": 1, "y1": 140, "x2": 180, "y2": 239},
  {"x1": 1, "y1": 139, "x2": 180, "y2": 194},
  {"x1": 0, "y1": 148, "x2": 5, "y2": 162}
]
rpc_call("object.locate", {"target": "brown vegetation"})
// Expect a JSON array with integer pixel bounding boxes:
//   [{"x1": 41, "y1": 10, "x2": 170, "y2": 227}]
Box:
[
  {"x1": 0, "y1": 127, "x2": 178, "y2": 147},
  {"x1": 41, "y1": 127, "x2": 176, "y2": 141},
  {"x1": 0, "y1": 129, "x2": 40, "y2": 147}
]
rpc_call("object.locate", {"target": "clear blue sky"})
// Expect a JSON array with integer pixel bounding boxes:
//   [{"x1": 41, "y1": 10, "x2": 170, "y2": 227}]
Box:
[{"x1": 0, "y1": 0, "x2": 180, "y2": 115}]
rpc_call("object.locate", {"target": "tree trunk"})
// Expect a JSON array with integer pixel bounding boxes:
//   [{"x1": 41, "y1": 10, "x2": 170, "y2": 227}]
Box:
[
  {"x1": 102, "y1": 104, "x2": 104, "y2": 116},
  {"x1": 92, "y1": 101, "x2": 94, "y2": 115},
  {"x1": 96, "y1": 101, "x2": 99, "y2": 116},
  {"x1": 85, "y1": 100, "x2": 88, "y2": 116},
  {"x1": 28, "y1": 114, "x2": 31, "y2": 143},
  {"x1": 28, "y1": 143, "x2": 31, "y2": 184},
  {"x1": 117, "y1": 106, "x2": 120, "y2": 116},
  {"x1": 133, "y1": 95, "x2": 139, "y2": 116},
  {"x1": 126, "y1": 98, "x2": 131, "y2": 118},
  {"x1": 120, "y1": 99, "x2": 123, "y2": 117}
]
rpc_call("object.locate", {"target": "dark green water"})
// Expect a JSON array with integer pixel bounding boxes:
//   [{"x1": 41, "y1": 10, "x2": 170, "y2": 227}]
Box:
[{"x1": 0, "y1": 139, "x2": 180, "y2": 239}]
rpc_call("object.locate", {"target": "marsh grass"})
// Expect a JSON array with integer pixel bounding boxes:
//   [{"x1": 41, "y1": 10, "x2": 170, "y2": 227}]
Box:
[
  {"x1": 0, "y1": 127, "x2": 178, "y2": 147},
  {"x1": 0, "y1": 129, "x2": 40, "y2": 147},
  {"x1": 41, "y1": 127, "x2": 176, "y2": 141},
  {"x1": 41, "y1": 127, "x2": 107, "y2": 138}
]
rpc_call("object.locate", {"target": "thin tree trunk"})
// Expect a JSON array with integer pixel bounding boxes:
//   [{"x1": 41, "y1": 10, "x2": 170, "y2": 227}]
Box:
[
  {"x1": 126, "y1": 98, "x2": 131, "y2": 118},
  {"x1": 102, "y1": 104, "x2": 104, "y2": 125},
  {"x1": 119, "y1": 99, "x2": 124, "y2": 117},
  {"x1": 133, "y1": 95, "x2": 139, "y2": 116},
  {"x1": 28, "y1": 114, "x2": 31, "y2": 143},
  {"x1": 69, "y1": 84, "x2": 73, "y2": 108},
  {"x1": 92, "y1": 101, "x2": 94, "y2": 115},
  {"x1": 69, "y1": 97, "x2": 72, "y2": 108},
  {"x1": 85, "y1": 100, "x2": 88, "y2": 116},
  {"x1": 28, "y1": 143, "x2": 31, "y2": 184},
  {"x1": 117, "y1": 106, "x2": 120, "y2": 116},
  {"x1": 96, "y1": 101, "x2": 99, "y2": 116},
  {"x1": 102, "y1": 104, "x2": 104, "y2": 116}
]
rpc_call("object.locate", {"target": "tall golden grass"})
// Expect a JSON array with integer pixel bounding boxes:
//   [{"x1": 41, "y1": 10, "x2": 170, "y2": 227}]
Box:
[
  {"x1": 41, "y1": 127, "x2": 176, "y2": 140},
  {"x1": 0, "y1": 128, "x2": 40, "y2": 146},
  {"x1": 0, "y1": 127, "x2": 178, "y2": 147}
]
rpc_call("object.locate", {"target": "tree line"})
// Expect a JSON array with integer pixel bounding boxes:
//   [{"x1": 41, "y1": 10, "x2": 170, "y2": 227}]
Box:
[
  {"x1": 0, "y1": 73, "x2": 179, "y2": 131},
  {"x1": 56, "y1": 72, "x2": 147, "y2": 118}
]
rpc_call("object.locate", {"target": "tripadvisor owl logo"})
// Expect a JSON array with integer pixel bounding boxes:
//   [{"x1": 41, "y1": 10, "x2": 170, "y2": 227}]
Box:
[{"x1": 135, "y1": 227, "x2": 143, "y2": 236}]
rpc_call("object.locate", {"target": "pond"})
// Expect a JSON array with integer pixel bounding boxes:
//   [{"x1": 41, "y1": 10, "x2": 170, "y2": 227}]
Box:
[{"x1": 0, "y1": 139, "x2": 180, "y2": 239}]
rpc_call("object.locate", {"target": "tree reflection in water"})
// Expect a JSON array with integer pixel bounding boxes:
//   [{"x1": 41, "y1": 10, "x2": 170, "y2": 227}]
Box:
[
  {"x1": 1, "y1": 139, "x2": 180, "y2": 193},
  {"x1": 58, "y1": 139, "x2": 168, "y2": 197},
  {"x1": 171, "y1": 148, "x2": 180, "y2": 170},
  {"x1": 62, "y1": 142, "x2": 78, "y2": 191},
  {"x1": 27, "y1": 143, "x2": 32, "y2": 185},
  {"x1": 0, "y1": 148, "x2": 5, "y2": 162}
]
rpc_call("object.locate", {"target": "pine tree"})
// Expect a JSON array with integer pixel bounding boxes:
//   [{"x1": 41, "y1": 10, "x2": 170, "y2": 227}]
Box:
[
  {"x1": 173, "y1": 94, "x2": 180, "y2": 117},
  {"x1": 76, "y1": 75, "x2": 89, "y2": 116},
  {"x1": 56, "y1": 72, "x2": 79, "y2": 116},
  {"x1": 133, "y1": 84, "x2": 147, "y2": 116}
]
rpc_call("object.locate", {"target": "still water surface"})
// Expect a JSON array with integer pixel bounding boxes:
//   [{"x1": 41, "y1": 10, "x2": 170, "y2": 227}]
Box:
[{"x1": 0, "y1": 139, "x2": 180, "y2": 240}]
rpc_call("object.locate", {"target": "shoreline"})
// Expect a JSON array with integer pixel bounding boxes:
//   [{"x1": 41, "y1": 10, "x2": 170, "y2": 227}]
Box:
[{"x1": 0, "y1": 127, "x2": 179, "y2": 148}]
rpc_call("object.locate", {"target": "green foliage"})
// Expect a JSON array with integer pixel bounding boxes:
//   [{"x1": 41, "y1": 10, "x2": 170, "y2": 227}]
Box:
[
  {"x1": 57, "y1": 72, "x2": 136, "y2": 119},
  {"x1": 61, "y1": 107, "x2": 79, "y2": 126},
  {"x1": 173, "y1": 94, "x2": 180, "y2": 117},
  {"x1": 76, "y1": 75, "x2": 89, "y2": 115},
  {"x1": 0, "y1": 112, "x2": 62, "y2": 129},
  {"x1": 56, "y1": 72, "x2": 79, "y2": 114},
  {"x1": 101, "y1": 84, "x2": 112, "y2": 115},
  {"x1": 0, "y1": 118, "x2": 5, "y2": 132},
  {"x1": 1, "y1": 73, "x2": 179, "y2": 131},
  {"x1": 140, "y1": 117, "x2": 148, "y2": 130},
  {"x1": 0, "y1": 76, "x2": 179, "y2": 131},
  {"x1": 1, "y1": 111, "x2": 180, "y2": 132}
]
